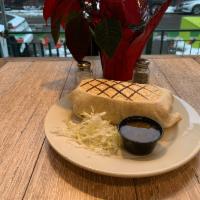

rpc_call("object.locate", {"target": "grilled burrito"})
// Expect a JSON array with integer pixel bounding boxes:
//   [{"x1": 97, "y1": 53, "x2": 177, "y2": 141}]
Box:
[{"x1": 69, "y1": 79, "x2": 181, "y2": 128}]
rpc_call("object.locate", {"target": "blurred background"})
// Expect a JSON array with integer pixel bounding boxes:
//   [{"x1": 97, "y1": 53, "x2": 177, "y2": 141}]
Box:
[{"x1": 1, "y1": 0, "x2": 200, "y2": 57}]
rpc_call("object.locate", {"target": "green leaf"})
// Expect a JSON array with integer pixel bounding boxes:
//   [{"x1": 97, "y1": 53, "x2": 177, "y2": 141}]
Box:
[{"x1": 94, "y1": 18, "x2": 122, "y2": 57}]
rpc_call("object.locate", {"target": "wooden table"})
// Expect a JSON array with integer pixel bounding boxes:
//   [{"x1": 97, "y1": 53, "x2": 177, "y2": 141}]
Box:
[{"x1": 0, "y1": 56, "x2": 200, "y2": 200}]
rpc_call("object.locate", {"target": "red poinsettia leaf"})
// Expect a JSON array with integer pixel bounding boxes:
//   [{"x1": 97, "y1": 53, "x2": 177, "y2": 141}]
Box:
[
  {"x1": 100, "y1": 0, "x2": 149, "y2": 26},
  {"x1": 43, "y1": 0, "x2": 57, "y2": 21},
  {"x1": 47, "y1": 0, "x2": 81, "y2": 46},
  {"x1": 124, "y1": 0, "x2": 149, "y2": 25},
  {"x1": 127, "y1": 0, "x2": 172, "y2": 74},
  {"x1": 51, "y1": 0, "x2": 81, "y2": 28},
  {"x1": 51, "y1": 18, "x2": 60, "y2": 44},
  {"x1": 44, "y1": 0, "x2": 81, "y2": 27},
  {"x1": 99, "y1": 0, "x2": 126, "y2": 23},
  {"x1": 65, "y1": 14, "x2": 92, "y2": 62},
  {"x1": 62, "y1": 11, "x2": 80, "y2": 28}
]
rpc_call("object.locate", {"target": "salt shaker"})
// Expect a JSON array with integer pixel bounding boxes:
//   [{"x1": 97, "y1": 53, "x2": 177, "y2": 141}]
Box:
[
  {"x1": 133, "y1": 58, "x2": 150, "y2": 84},
  {"x1": 76, "y1": 61, "x2": 93, "y2": 84}
]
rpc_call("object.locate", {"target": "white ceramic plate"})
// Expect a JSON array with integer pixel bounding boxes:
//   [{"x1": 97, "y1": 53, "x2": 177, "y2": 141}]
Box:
[{"x1": 44, "y1": 95, "x2": 200, "y2": 178}]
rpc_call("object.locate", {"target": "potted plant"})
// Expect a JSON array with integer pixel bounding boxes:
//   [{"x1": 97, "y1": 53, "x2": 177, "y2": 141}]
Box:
[{"x1": 43, "y1": 0, "x2": 172, "y2": 81}]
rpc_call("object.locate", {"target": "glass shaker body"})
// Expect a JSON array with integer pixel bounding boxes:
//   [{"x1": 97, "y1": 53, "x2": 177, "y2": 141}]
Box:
[
  {"x1": 76, "y1": 61, "x2": 93, "y2": 83},
  {"x1": 133, "y1": 58, "x2": 150, "y2": 84}
]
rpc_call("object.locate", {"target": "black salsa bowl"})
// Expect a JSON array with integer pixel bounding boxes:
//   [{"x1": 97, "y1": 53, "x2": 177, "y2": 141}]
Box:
[{"x1": 118, "y1": 116, "x2": 163, "y2": 155}]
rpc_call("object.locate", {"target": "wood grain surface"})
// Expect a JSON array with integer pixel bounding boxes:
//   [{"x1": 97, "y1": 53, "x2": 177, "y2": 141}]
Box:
[
  {"x1": 0, "y1": 60, "x2": 6, "y2": 68},
  {"x1": 0, "y1": 56, "x2": 200, "y2": 200},
  {"x1": 194, "y1": 56, "x2": 200, "y2": 64}
]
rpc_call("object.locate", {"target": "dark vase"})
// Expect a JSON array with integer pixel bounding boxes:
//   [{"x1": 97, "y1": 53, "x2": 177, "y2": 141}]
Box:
[{"x1": 100, "y1": 51, "x2": 135, "y2": 81}]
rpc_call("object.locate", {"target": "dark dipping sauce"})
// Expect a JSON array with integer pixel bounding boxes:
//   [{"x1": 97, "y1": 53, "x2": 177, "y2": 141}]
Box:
[
  {"x1": 118, "y1": 116, "x2": 163, "y2": 155},
  {"x1": 120, "y1": 121, "x2": 161, "y2": 143}
]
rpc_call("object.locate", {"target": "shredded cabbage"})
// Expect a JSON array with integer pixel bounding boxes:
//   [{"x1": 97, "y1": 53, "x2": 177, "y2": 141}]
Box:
[{"x1": 55, "y1": 112, "x2": 122, "y2": 155}]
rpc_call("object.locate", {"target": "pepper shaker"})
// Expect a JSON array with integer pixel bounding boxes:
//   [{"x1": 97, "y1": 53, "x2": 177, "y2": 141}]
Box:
[
  {"x1": 133, "y1": 58, "x2": 150, "y2": 84},
  {"x1": 76, "y1": 61, "x2": 93, "y2": 84}
]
